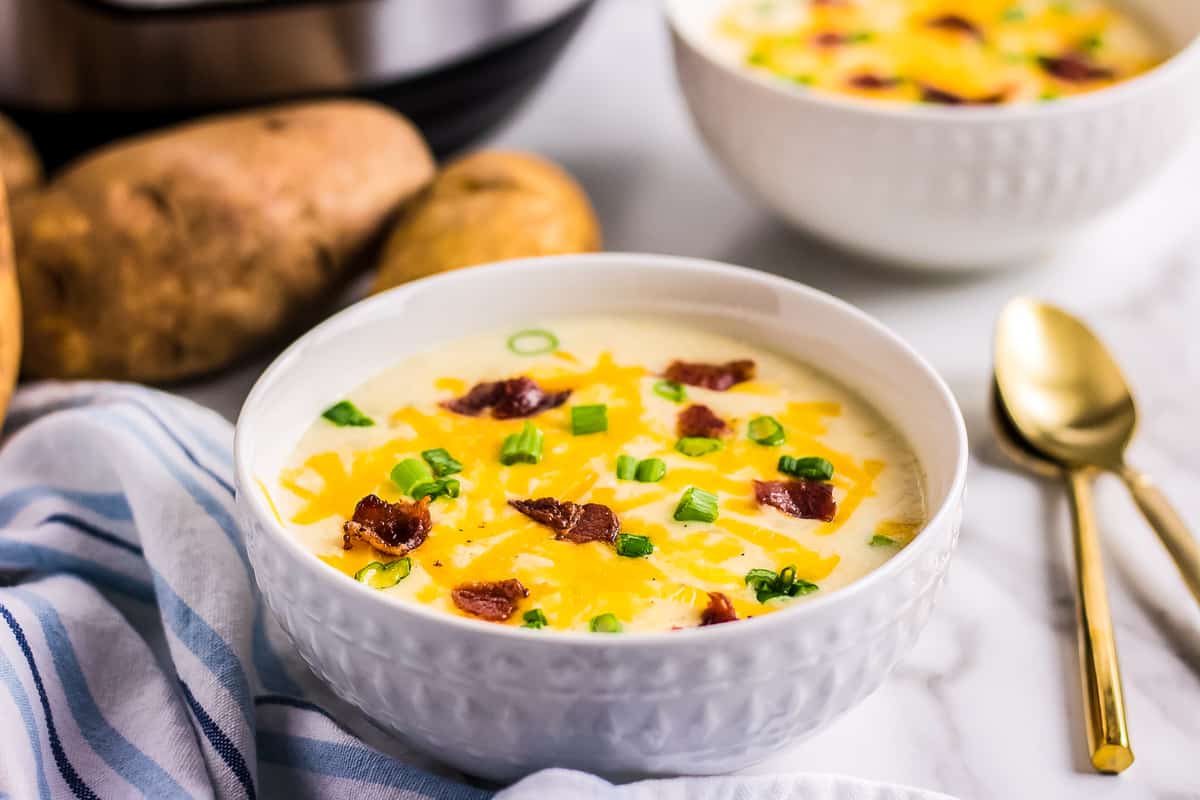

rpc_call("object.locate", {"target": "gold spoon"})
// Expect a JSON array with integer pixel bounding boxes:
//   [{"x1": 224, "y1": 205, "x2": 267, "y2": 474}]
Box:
[
  {"x1": 994, "y1": 298, "x2": 1200, "y2": 608},
  {"x1": 990, "y1": 383, "x2": 1134, "y2": 774}
]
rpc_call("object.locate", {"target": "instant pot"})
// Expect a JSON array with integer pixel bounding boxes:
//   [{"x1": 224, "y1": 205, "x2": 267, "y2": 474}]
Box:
[{"x1": 0, "y1": 0, "x2": 593, "y2": 167}]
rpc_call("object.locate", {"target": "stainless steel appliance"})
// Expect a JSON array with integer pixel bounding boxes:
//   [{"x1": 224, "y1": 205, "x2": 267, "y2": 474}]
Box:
[{"x1": 0, "y1": 0, "x2": 593, "y2": 166}]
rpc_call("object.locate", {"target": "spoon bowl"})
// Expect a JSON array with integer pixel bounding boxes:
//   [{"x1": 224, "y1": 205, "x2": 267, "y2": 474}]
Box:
[
  {"x1": 994, "y1": 297, "x2": 1136, "y2": 471},
  {"x1": 989, "y1": 381, "x2": 1059, "y2": 480}
]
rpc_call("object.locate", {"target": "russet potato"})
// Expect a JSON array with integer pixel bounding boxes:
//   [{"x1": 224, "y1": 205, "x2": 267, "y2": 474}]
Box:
[
  {"x1": 15, "y1": 100, "x2": 434, "y2": 382},
  {"x1": 0, "y1": 183, "x2": 18, "y2": 424},
  {"x1": 372, "y1": 150, "x2": 600, "y2": 293},
  {"x1": 0, "y1": 114, "x2": 41, "y2": 196}
]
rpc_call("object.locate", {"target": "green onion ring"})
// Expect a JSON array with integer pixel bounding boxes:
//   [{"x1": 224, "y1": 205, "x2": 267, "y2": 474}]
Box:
[{"x1": 506, "y1": 329, "x2": 559, "y2": 356}]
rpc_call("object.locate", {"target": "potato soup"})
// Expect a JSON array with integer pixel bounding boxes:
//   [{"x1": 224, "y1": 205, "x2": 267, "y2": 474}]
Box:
[
  {"x1": 712, "y1": 0, "x2": 1164, "y2": 105},
  {"x1": 269, "y1": 318, "x2": 927, "y2": 632}
]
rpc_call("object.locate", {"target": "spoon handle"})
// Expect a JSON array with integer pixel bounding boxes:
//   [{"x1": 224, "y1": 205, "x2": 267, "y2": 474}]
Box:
[
  {"x1": 1065, "y1": 467, "x2": 1134, "y2": 774},
  {"x1": 1118, "y1": 465, "x2": 1200, "y2": 607}
]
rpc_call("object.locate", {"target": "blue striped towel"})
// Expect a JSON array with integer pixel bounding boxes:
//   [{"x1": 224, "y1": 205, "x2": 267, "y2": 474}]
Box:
[{"x1": 0, "y1": 383, "x2": 955, "y2": 800}]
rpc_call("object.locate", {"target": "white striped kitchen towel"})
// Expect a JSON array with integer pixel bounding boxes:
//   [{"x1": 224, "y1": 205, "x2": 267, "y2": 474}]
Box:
[{"x1": 0, "y1": 382, "x2": 955, "y2": 800}]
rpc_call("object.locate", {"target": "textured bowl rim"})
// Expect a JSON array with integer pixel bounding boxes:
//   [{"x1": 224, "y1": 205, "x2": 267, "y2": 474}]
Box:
[
  {"x1": 235, "y1": 253, "x2": 969, "y2": 646},
  {"x1": 662, "y1": 0, "x2": 1200, "y2": 123}
]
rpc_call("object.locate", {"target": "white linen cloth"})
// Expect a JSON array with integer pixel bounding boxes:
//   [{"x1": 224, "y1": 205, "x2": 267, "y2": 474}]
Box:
[{"x1": 0, "y1": 383, "x2": 958, "y2": 800}]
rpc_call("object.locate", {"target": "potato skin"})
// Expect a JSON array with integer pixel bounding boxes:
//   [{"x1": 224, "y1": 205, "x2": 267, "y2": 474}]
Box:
[
  {"x1": 372, "y1": 150, "x2": 600, "y2": 293},
  {"x1": 0, "y1": 183, "x2": 18, "y2": 425},
  {"x1": 15, "y1": 100, "x2": 434, "y2": 382},
  {"x1": 0, "y1": 114, "x2": 42, "y2": 196}
]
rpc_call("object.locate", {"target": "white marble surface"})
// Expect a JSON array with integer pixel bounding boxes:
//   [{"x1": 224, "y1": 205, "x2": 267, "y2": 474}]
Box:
[{"x1": 179, "y1": 2, "x2": 1200, "y2": 797}]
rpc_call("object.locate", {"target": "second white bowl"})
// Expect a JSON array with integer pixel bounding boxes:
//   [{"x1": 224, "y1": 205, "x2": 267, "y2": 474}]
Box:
[{"x1": 666, "y1": 0, "x2": 1200, "y2": 270}]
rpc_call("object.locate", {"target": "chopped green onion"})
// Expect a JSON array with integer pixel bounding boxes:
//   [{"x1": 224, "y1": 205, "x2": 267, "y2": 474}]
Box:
[
  {"x1": 791, "y1": 74, "x2": 816, "y2": 86},
  {"x1": 1080, "y1": 33, "x2": 1103, "y2": 51},
  {"x1": 674, "y1": 487, "x2": 719, "y2": 523},
  {"x1": 521, "y1": 608, "x2": 549, "y2": 629},
  {"x1": 744, "y1": 568, "x2": 778, "y2": 588},
  {"x1": 1039, "y1": 91, "x2": 1060, "y2": 102},
  {"x1": 778, "y1": 455, "x2": 834, "y2": 481},
  {"x1": 747, "y1": 51, "x2": 769, "y2": 67},
  {"x1": 506, "y1": 329, "x2": 558, "y2": 356},
  {"x1": 500, "y1": 421, "x2": 544, "y2": 465},
  {"x1": 395, "y1": 455, "x2": 459, "y2": 501},
  {"x1": 354, "y1": 557, "x2": 411, "y2": 589},
  {"x1": 409, "y1": 481, "x2": 439, "y2": 500},
  {"x1": 1000, "y1": 6, "x2": 1025, "y2": 21},
  {"x1": 421, "y1": 448, "x2": 462, "y2": 477},
  {"x1": 744, "y1": 564, "x2": 819, "y2": 603},
  {"x1": 321, "y1": 400, "x2": 374, "y2": 427},
  {"x1": 869, "y1": 534, "x2": 897, "y2": 547},
  {"x1": 616, "y1": 454, "x2": 638, "y2": 481},
  {"x1": 589, "y1": 613, "x2": 623, "y2": 633},
  {"x1": 634, "y1": 458, "x2": 666, "y2": 483},
  {"x1": 616, "y1": 533, "x2": 655, "y2": 558},
  {"x1": 747, "y1": 415, "x2": 786, "y2": 446},
  {"x1": 571, "y1": 404, "x2": 608, "y2": 436},
  {"x1": 847, "y1": 31, "x2": 874, "y2": 43},
  {"x1": 619, "y1": 456, "x2": 667, "y2": 483},
  {"x1": 675, "y1": 437, "x2": 723, "y2": 458},
  {"x1": 390, "y1": 458, "x2": 433, "y2": 494},
  {"x1": 653, "y1": 380, "x2": 687, "y2": 403},
  {"x1": 410, "y1": 478, "x2": 460, "y2": 501}
]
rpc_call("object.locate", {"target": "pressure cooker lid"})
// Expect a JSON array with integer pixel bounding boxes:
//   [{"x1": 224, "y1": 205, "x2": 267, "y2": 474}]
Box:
[{"x1": 1, "y1": 0, "x2": 588, "y2": 108}]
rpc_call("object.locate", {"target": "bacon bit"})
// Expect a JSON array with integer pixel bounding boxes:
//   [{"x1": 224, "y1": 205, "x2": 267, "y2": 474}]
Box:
[
  {"x1": 441, "y1": 380, "x2": 501, "y2": 416},
  {"x1": 509, "y1": 497, "x2": 620, "y2": 544},
  {"x1": 493, "y1": 377, "x2": 570, "y2": 418},
  {"x1": 753, "y1": 479, "x2": 837, "y2": 522},
  {"x1": 451, "y1": 579, "x2": 529, "y2": 622},
  {"x1": 342, "y1": 494, "x2": 431, "y2": 556},
  {"x1": 920, "y1": 84, "x2": 1007, "y2": 105},
  {"x1": 926, "y1": 14, "x2": 983, "y2": 40},
  {"x1": 663, "y1": 360, "x2": 755, "y2": 391},
  {"x1": 847, "y1": 73, "x2": 903, "y2": 90},
  {"x1": 811, "y1": 31, "x2": 849, "y2": 47},
  {"x1": 441, "y1": 376, "x2": 570, "y2": 419},
  {"x1": 509, "y1": 497, "x2": 582, "y2": 530},
  {"x1": 677, "y1": 404, "x2": 728, "y2": 438},
  {"x1": 1038, "y1": 54, "x2": 1115, "y2": 83},
  {"x1": 564, "y1": 503, "x2": 621, "y2": 544},
  {"x1": 700, "y1": 592, "x2": 738, "y2": 626}
]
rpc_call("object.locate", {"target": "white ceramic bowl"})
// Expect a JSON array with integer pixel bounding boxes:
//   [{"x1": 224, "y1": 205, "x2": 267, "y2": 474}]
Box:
[
  {"x1": 235, "y1": 254, "x2": 968, "y2": 781},
  {"x1": 666, "y1": 0, "x2": 1200, "y2": 270}
]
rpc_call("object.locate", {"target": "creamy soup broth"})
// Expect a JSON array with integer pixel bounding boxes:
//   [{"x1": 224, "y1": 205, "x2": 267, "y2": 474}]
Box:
[{"x1": 270, "y1": 317, "x2": 927, "y2": 632}]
